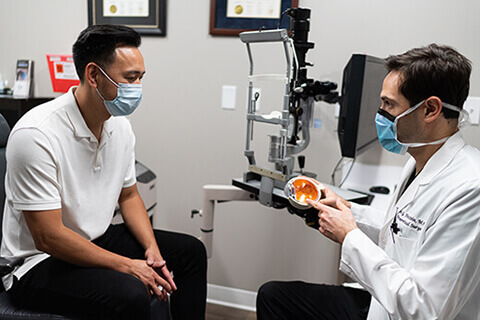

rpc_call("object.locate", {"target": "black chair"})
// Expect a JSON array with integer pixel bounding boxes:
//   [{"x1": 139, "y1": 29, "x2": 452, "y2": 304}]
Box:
[{"x1": 0, "y1": 114, "x2": 170, "y2": 319}]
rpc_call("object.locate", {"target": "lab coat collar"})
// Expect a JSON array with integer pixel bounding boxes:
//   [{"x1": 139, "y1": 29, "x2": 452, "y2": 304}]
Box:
[
  {"x1": 394, "y1": 131, "x2": 465, "y2": 212},
  {"x1": 65, "y1": 87, "x2": 114, "y2": 142}
]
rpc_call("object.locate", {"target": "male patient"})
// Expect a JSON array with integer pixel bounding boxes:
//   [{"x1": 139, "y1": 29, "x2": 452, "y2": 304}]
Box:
[{"x1": 1, "y1": 25, "x2": 206, "y2": 319}]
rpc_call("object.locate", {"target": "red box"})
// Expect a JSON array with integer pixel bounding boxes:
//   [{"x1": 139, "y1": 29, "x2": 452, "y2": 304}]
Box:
[{"x1": 46, "y1": 54, "x2": 80, "y2": 93}]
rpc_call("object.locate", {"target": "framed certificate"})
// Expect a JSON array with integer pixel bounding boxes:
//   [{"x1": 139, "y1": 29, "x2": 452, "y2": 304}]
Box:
[
  {"x1": 88, "y1": 0, "x2": 167, "y2": 36},
  {"x1": 210, "y1": 0, "x2": 298, "y2": 36}
]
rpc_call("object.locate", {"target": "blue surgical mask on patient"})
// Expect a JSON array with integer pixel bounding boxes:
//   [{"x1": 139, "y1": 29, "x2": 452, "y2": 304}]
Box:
[
  {"x1": 95, "y1": 66, "x2": 142, "y2": 117},
  {"x1": 375, "y1": 100, "x2": 468, "y2": 155}
]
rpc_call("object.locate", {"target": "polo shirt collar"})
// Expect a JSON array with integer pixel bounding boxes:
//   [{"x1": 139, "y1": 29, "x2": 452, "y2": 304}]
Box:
[{"x1": 65, "y1": 87, "x2": 115, "y2": 141}]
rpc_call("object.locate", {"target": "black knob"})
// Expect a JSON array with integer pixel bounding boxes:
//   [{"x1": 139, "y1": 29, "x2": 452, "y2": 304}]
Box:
[{"x1": 298, "y1": 155, "x2": 305, "y2": 170}]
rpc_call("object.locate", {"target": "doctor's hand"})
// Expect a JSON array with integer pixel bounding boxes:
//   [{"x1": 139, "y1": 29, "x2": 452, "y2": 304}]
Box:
[
  {"x1": 319, "y1": 186, "x2": 352, "y2": 210},
  {"x1": 307, "y1": 198, "x2": 358, "y2": 244},
  {"x1": 145, "y1": 246, "x2": 177, "y2": 294}
]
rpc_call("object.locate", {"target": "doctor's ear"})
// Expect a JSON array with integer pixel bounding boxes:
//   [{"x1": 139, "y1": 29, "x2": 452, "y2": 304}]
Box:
[
  {"x1": 84, "y1": 63, "x2": 100, "y2": 89},
  {"x1": 423, "y1": 97, "x2": 443, "y2": 122}
]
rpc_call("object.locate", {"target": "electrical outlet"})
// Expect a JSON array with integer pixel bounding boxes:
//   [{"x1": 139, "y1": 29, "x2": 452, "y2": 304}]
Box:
[{"x1": 221, "y1": 85, "x2": 236, "y2": 110}]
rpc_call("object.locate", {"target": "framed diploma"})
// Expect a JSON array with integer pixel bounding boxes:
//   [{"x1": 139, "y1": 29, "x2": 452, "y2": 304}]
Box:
[
  {"x1": 210, "y1": 0, "x2": 298, "y2": 36},
  {"x1": 88, "y1": 0, "x2": 167, "y2": 36}
]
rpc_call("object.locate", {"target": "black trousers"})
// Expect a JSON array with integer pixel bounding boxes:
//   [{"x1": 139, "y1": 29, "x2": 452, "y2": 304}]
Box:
[
  {"x1": 257, "y1": 281, "x2": 371, "y2": 320},
  {"x1": 9, "y1": 224, "x2": 207, "y2": 320}
]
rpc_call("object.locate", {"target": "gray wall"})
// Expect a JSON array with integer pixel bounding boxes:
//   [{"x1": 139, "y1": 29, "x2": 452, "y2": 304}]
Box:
[{"x1": 1, "y1": 0, "x2": 480, "y2": 292}]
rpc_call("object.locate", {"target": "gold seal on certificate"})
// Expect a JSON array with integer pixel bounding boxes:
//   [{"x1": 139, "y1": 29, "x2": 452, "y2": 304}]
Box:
[
  {"x1": 103, "y1": 0, "x2": 149, "y2": 17},
  {"x1": 234, "y1": 5, "x2": 243, "y2": 14},
  {"x1": 227, "y1": 0, "x2": 281, "y2": 19}
]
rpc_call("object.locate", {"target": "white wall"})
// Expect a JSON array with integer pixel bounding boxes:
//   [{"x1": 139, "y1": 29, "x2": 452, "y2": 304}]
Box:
[{"x1": 1, "y1": 0, "x2": 480, "y2": 293}]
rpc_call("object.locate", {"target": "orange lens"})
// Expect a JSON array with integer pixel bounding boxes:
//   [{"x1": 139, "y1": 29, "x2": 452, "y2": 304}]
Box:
[{"x1": 292, "y1": 179, "x2": 318, "y2": 203}]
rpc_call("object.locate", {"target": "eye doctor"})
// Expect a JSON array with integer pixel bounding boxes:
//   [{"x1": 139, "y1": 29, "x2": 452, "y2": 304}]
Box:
[{"x1": 257, "y1": 44, "x2": 480, "y2": 320}]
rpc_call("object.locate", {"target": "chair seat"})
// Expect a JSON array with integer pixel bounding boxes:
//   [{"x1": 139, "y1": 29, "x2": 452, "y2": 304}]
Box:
[
  {"x1": 0, "y1": 291, "x2": 73, "y2": 319},
  {"x1": 0, "y1": 291, "x2": 170, "y2": 319}
]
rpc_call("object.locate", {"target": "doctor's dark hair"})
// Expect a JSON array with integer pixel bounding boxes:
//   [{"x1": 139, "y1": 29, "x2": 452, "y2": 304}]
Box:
[
  {"x1": 72, "y1": 25, "x2": 141, "y2": 82},
  {"x1": 385, "y1": 44, "x2": 472, "y2": 119}
]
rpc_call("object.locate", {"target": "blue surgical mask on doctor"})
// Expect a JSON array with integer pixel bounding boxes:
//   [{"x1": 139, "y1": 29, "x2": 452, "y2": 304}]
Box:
[
  {"x1": 95, "y1": 66, "x2": 142, "y2": 117},
  {"x1": 375, "y1": 100, "x2": 466, "y2": 155}
]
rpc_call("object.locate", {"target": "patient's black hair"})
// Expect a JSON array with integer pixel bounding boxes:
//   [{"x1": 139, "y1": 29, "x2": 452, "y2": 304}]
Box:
[{"x1": 72, "y1": 25, "x2": 141, "y2": 82}]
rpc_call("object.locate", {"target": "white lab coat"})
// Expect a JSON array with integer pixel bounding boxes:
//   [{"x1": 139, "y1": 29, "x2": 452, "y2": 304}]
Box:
[{"x1": 340, "y1": 132, "x2": 480, "y2": 320}]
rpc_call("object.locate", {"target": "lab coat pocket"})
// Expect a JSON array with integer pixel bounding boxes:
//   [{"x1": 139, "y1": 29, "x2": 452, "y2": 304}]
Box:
[{"x1": 391, "y1": 233, "x2": 417, "y2": 270}]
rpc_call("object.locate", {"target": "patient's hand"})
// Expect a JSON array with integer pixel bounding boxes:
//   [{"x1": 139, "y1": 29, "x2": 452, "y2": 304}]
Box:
[
  {"x1": 145, "y1": 246, "x2": 177, "y2": 293},
  {"x1": 127, "y1": 259, "x2": 171, "y2": 301}
]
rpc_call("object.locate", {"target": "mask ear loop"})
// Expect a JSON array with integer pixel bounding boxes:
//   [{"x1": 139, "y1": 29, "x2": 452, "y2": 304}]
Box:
[
  {"x1": 96, "y1": 65, "x2": 119, "y2": 88},
  {"x1": 443, "y1": 102, "x2": 470, "y2": 129},
  {"x1": 393, "y1": 100, "x2": 424, "y2": 143},
  {"x1": 458, "y1": 109, "x2": 471, "y2": 129},
  {"x1": 94, "y1": 64, "x2": 120, "y2": 103}
]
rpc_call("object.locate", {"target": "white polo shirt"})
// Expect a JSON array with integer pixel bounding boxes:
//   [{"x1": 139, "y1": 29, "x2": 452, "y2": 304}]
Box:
[{"x1": 1, "y1": 87, "x2": 137, "y2": 290}]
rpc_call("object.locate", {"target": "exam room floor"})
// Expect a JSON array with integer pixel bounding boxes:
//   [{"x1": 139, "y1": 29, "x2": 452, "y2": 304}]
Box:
[{"x1": 206, "y1": 303, "x2": 256, "y2": 320}]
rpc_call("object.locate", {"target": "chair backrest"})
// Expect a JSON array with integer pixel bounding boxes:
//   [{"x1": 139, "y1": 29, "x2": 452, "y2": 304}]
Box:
[{"x1": 0, "y1": 114, "x2": 11, "y2": 243}]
